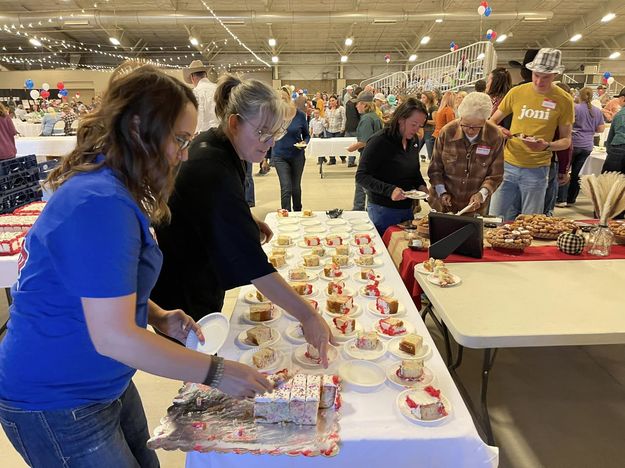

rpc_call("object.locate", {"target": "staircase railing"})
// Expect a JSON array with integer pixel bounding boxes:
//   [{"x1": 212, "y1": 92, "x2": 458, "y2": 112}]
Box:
[{"x1": 359, "y1": 71, "x2": 409, "y2": 96}]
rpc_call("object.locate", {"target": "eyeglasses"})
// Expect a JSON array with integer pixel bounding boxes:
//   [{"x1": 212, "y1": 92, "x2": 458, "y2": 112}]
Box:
[
  {"x1": 460, "y1": 123, "x2": 484, "y2": 131},
  {"x1": 174, "y1": 135, "x2": 192, "y2": 152},
  {"x1": 237, "y1": 114, "x2": 288, "y2": 143}
]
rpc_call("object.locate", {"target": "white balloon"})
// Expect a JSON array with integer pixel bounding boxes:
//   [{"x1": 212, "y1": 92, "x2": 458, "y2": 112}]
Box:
[
  {"x1": 487, "y1": 29, "x2": 493, "y2": 35},
  {"x1": 608, "y1": 77, "x2": 615, "y2": 84},
  {"x1": 477, "y1": 5, "x2": 486, "y2": 15},
  {"x1": 30, "y1": 89, "x2": 40, "y2": 99},
  {"x1": 41, "y1": 82, "x2": 50, "y2": 91}
]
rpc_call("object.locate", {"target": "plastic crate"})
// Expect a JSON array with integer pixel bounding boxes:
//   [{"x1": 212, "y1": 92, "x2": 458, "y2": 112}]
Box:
[
  {"x1": 0, "y1": 167, "x2": 40, "y2": 193},
  {"x1": 38, "y1": 159, "x2": 60, "y2": 179},
  {"x1": 0, "y1": 155, "x2": 38, "y2": 177},
  {"x1": 0, "y1": 185, "x2": 43, "y2": 215}
]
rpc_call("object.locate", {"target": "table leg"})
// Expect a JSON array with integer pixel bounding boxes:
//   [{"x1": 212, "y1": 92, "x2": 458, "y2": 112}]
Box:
[
  {"x1": 480, "y1": 348, "x2": 498, "y2": 445},
  {"x1": 423, "y1": 305, "x2": 454, "y2": 366},
  {"x1": 449, "y1": 344, "x2": 464, "y2": 371},
  {"x1": 318, "y1": 158, "x2": 324, "y2": 178}
]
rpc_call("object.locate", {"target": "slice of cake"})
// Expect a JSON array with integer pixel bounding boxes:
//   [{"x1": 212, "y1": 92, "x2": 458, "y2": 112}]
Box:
[
  {"x1": 334, "y1": 245, "x2": 350, "y2": 256},
  {"x1": 303, "y1": 209, "x2": 313, "y2": 217},
  {"x1": 252, "y1": 347, "x2": 277, "y2": 369},
  {"x1": 277, "y1": 235, "x2": 292, "y2": 246},
  {"x1": 423, "y1": 257, "x2": 445, "y2": 272},
  {"x1": 277, "y1": 209, "x2": 289, "y2": 217},
  {"x1": 354, "y1": 233, "x2": 372, "y2": 245},
  {"x1": 398, "y1": 359, "x2": 424, "y2": 380},
  {"x1": 360, "y1": 268, "x2": 376, "y2": 280},
  {"x1": 326, "y1": 235, "x2": 343, "y2": 246},
  {"x1": 249, "y1": 303, "x2": 273, "y2": 322},
  {"x1": 355, "y1": 331, "x2": 379, "y2": 350},
  {"x1": 378, "y1": 317, "x2": 406, "y2": 336},
  {"x1": 331, "y1": 254, "x2": 349, "y2": 266},
  {"x1": 363, "y1": 281, "x2": 381, "y2": 297},
  {"x1": 311, "y1": 246, "x2": 326, "y2": 257},
  {"x1": 304, "y1": 344, "x2": 321, "y2": 364},
  {"x1": 269, "y1": 254, "x2": 286, "y2": 268},
  {"x1": 319, "y1": 375, "x2": 339, "y2": 409},
  {"x1": 359, "y1": 245, "x2": 376, "y2": 255},
  {"x1": 399, "y1": 334, "x2": 423, "y2": 356},
  {"x1": 304, "y1": 235, "x2": 321, "y2": 247},
  {"x1": 289, "y1": 374, "x2": 307, "y2": 423},
  {"x1": 271, "y1": 247, "x2": 287, "y2": 257},
  {"x1": 289, "y1": 268, "x2": 308, "y2": 281},
  {"x1": 246, "y1": 325, "x2": 273, "y2": 346},
  {"x1": 291, "y1": 282, "x2": 313, "y2": 295},
  {"x1": 326, "y1": 295, "x2": 354, "y2": 314},
  {"x1": 357, "y1": 254, "x2": 375, "y2": 266},
  {"x1": 303, "y1": 375, "x2": 320, "y2": 425},
  {"x1": 327, "y1": 280, "x2": 345, "y2": 295},
  {"x1": 255, "y1": 290, "x2": 268, "y2": 302},
  {"x1": 376, "y1": 296, "x2": 398, "y2": 314},
  {"x1": 436, "y1": 269, "x2": 456, "y2": 287},
  {"x1": 405, "y1": 386, "x2": 448, "y2": 421},
  {"x1": 307, "y1": 299, "x2": 319, "y2": 311},
  {"x1": 255, "y1": 380, "x2": 292, "y2": 424},
  {"x1": 323, "y1": 263, "x2": 342, "y2": 278},
  {"x1": 332, "y1": 316, "x2": 355, "y2": 335},
  {"x1": 303, "y1": 254, "x2": 320, "y2": 267}
]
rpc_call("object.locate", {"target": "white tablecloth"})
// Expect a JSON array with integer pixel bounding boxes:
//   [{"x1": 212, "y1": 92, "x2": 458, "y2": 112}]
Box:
[
  {"x1": 13, "y1": 120, "x2": 41, "y2": 137},
  {"x1": 0, "y1": 255, "x2": 19, "y2": 288},
  {"x1": 305, "y1": 137, "x2": 359, "y2": 159},
  {"x1": 597, "y1": 124, "x2": 610, "y2": 147},
  {"x1": 579, "y1": 150, "x2": 606, "y2": 176},
  {"x1": 15, "y1": 136, "x2": 76, "y2": 157},
  {"x1": 186, "y1": 211, "x2": 498, "y2": 468}
]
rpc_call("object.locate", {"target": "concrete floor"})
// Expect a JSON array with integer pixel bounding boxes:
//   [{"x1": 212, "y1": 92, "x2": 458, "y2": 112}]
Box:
[{"x1": 1, "y1": 156, "x2": 624, "y2": 468}]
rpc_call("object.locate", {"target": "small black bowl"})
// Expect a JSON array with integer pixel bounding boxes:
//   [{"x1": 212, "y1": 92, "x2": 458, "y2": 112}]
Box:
[{"x1": 326, "y1": 209, "x2": 344, "y2": 219}]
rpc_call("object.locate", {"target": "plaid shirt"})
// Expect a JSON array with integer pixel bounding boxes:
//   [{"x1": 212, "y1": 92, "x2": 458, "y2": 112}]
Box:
[
  {"x1": 428, "y1": 120, "x2": 504, "y2": 214},
  {"x1": 61, "y1": 112, "x2": 78, "y2": 134},
  {"x1": 324, "y1": 106, "x2": 345, "y2": 133}
]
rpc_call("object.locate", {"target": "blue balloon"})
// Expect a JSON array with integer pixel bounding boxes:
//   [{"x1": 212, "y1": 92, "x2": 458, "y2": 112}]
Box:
[
  {"x1": 484, "y1": 6, "x2": 492, "y2": 16},
  {"x1": 25, "y1": 79, "x2": 34, "y2": 89},
  {"x1": 303, "y1": 89, "x2": 308, "y2": 94},
  {"x1": 450, "y1": 42, "x2": 455, "y2": 48},
  {"x1": 603, "y1": 72, "x2": 611, "y2": 79},
  {"x1": 486, "y1": 33, "x2": 492, "y2": 40},
  {"x1": 59, "y1": 89, "x2": 68, "y2": 97}
]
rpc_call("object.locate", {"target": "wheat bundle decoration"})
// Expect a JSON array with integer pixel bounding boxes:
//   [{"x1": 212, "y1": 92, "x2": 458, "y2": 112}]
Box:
[{"x1": 580, "y1": 172, "x2": 625, "y2": 256}]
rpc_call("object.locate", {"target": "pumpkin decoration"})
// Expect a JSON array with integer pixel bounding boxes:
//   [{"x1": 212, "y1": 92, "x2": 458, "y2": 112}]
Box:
[{"x1": 557, "y1": 229, "x2": 585, "y2": 255}]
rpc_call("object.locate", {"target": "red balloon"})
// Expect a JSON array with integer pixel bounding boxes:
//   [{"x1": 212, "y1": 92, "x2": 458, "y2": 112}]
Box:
[
  {"x1": 480, "y1": 1, "x2": 488, "y2": 7},
  {"x1": 491, "y1": 31, "x2": 497, "y2": 39},
  {"x1": 454, "y1": 44, "x2": 459, "y2": 50},
  {"x1": 602, "y1": 77, "x2": 609, "y2": 84},
  {"x1": 40, "y1": 90, "x2": 50, "y2": 99},
  {"x1": 57, "y1": 82, "x2": 65, "y2": 90}
]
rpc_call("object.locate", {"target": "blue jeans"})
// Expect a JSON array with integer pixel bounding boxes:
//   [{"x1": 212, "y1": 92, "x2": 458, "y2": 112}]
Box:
[
  {"x1": 543, "y1": 160, "x2": 559, "y2": 216},
  {"x1": 489, "y1": 161, "x2": 550, "y2": 221},
  {"x1": 418, "y1": 130, "x2": 435, "y2": 160},
  {"x1": 345, "y1": 131, "x2": 357, "y2": 165},
  {"x1": 244, "y1": 160, "x2": 255, "y2": 206},
  {"x1": 0, "y1": 381, "x2": 158, "y2": 468},
  {"x1": 558, "y1": 148, "x2": 591, "y2": 204},
  {"x1": 367, "y1": 202, "x2": 413, "y2": 236},
  {"x1": 273, "y1": 154, "x2": 306, "y2": 211}
]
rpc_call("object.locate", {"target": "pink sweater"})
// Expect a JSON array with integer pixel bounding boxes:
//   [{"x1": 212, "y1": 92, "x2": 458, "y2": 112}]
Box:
[{"x1": 0, "y1": 116, "x2": 17, "y2": 159}]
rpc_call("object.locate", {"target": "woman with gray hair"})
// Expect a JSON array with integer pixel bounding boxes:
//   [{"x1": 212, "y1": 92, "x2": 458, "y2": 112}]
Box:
[
  {"x1": 152, "y1": 74, "x2": 334, "y2": 366},
  {"x1": 428, "y1": 91, "x2": 505, "y2": 215}
]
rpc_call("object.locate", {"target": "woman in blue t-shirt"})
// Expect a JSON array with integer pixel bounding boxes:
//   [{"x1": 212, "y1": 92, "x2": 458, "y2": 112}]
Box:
[{"x1": 0, "y1": 65, "x2": 272, "y2": 468}]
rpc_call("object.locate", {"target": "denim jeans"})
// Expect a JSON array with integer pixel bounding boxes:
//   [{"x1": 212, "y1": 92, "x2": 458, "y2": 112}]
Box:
[
  {"x1": 345, "y1": 131, "x2": 357, "y2": 165},
  {"x1": 557, "y1": 147, "x2": 591, "y2": 204},
  {"x1": 543, "y1": 160, "x2": 559, "y2": 216},
  {"x1": 244, "y1": 160, "x2": 255, "y2": 206},
  {"x1": 418, "y1": 130, "x2": 435, "y2": 160},
  {"x1": 367, "y1": 202, "x2": 413, "y2": 236},
  {"x1": 0, "y1": 381, "x2": 158, "y2": 468},
  {"x1": 489, "y1": 161, "x2": 550, "y2": 221},
  {"x1": 273, "y1": 154, "x2": 306, "y2": 211},
  {"x1": 602, "y1": 144, "x2": 625, "y2": 174}
]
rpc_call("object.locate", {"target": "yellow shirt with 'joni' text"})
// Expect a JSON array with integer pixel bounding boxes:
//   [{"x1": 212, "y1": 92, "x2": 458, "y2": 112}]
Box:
[{"x1": 497, "y1": 83, "x2": 574, "y2": 168}]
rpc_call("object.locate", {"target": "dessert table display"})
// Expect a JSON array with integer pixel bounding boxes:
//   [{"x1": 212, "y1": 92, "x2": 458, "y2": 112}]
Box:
[
  {"x1": 15, "y1": 136, "x2": 77, "y2": 157},
  {"x1": 579, "y1": 147, "x2": 607, "y2": 176},
  {"x1": 12, "y1": 119, "x2": 42, "y2": 137},
  {"x1": 304, "y1": 137, "x2": 358, "y2": 178},
  {"x1": 151, "y1": 211, "x2": 498, "y2": 467}
]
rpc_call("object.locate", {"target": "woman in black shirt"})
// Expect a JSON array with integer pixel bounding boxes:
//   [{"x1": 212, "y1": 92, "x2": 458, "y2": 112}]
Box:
[
  {"x1": 356, "y1": 98, "x2": 429, "y2": 235},
  {"x1": 152, "y1": 75, "x2": 333, "y2": 365}
]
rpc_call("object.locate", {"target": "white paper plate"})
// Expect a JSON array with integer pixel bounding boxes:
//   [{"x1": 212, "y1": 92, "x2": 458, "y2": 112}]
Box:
[
  {"x1": 352, "y1": 271, "x2": 385, "y2": 283},
  {"x1": 298, "y1": 211, "x2": 316, "y2": 217},
  {"x1": 403, "y1": 190, "x2": 428, "y2": 200},
  {"x1": 329, "y1": 225, "x2": 352, "y2": 233},
  {"x1": 299, "y1": 261, "x2": 323, "y2": 270},
  {"x1": 185, "y1": 313, "x2": 230, "y2": 355},
  {"x1": 323, "y1": 286, "x2": 355, "y2": 298},
  {"x1": 236, "y1": 327, "x2": 281, "y2": 349},
  {"x1": 264, "y1": 249, "x2": 293, "y2": 259},
  {"x1": 304, "y1": 226, "x2": 327, "y2": 235},
  {"x1": 338, "y1": 360, "x2": 386, "y2": 388},
  {"x1": 415, "y1": 263, "x2": 435, "y2": 275},
  {"x1": 396, "y1": 388, "x2": 452, "y2": 424},
  {"x1": 343, "y1": 337, "x2": 387, "y2": 361},
  {"x1": 241, "y1": 307, "x2": 283, "y2": 325},
  {"x1": 326, "y1": 317, "x2": 364, "y2": 342},
  {"x1": 426, "y1": 273, "x2": 462, "y2": 287},
  {"x1": 277, "y1": 217, "x2": 300, "y2": 225},
  {"x1": 324, "y1": 302, "x2": 362, "y2": 318},
  {"x1": 366, "y1": 300, "x2": 406, "y2": 317},
  {"x1": 285, "y1": 323, "x2": 306, "y2": 343},
  {"x1": 374, "y1": 319, "x2": 415, "y2": 338},
  {"x1": 297, "y1": 240, "x2": 325, "y2": 249},
  {"x1": 387, "y1": 363, "x2": 435, "y2": 388},
  {"x1": 387, "y1": 336, "x2": 432, "y2": 361},
  {"x1": 239, "y1": 347, "x2": 286, "y2": 372},
  {"x1": 292, "y1": 344, "x2": 339, "y2": 368},
  {"x1": 359, "y1": 285, "x2": 394, "y2": 299},
  {"x1": 287, "y1": 270, "x2": 318, "y2": 282},
  {"x1": 277, "y1": 225, "x2": 301, "y2": 233},
  {"x1": 354, "y1": 257, "x2": 384, "y2": 267},
  {"x1": 326, "y1": 219, "x2": 348, "y2": 226},
  {"x1": 300, "y1": 219, "x2": 322, "y2": 226},
  {"x1": 243, "y1": 290, "x2": 272, "y2": 304},
  {"x1": 271, "y1": 239, "x2": 297, "y2": 249},
  {"x1": 352, "y1": 223, "x2": 375, "y2": 232}
]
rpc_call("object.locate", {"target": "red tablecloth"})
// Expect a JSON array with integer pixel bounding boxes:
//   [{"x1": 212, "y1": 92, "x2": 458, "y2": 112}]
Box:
[{"x1": 382, "y1": 225, "x2": 625, "y2": 309}]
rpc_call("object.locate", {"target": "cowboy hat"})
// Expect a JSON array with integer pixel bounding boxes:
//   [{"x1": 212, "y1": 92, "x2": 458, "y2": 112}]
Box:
[
  {"x1": 508, "y1": 49, "x2": 539, "y2": 69},
  {"x1": 183, "y1": 60, "x2": 211, "y2": 84},
  {"x1": 525, "y1": 48, "x2": 565, "y2": 74}
]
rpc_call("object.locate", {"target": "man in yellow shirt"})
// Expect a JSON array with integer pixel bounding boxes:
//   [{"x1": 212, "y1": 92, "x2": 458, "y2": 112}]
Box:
[{"x1": 489, "y1": 48, "x2": 574, "y2": 220}]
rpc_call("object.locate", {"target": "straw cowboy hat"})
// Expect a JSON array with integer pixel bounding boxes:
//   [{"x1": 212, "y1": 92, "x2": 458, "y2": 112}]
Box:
[{"x1": 183, "y1": 60, "x2": 211, "y2": 84}]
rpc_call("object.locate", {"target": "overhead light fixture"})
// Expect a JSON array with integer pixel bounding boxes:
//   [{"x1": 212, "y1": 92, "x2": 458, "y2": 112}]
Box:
[
  {"x1": 408, "y1": 54, "x2": 417, "y2": 62},
  {"x1": 435, "y1": 18, "x2": 443, "y2": 23},
  {"x1": 268, "y1": 38, "x2": 277, "y2": 47},
  {"x1": 570, "y1": 33, "x2": 582, "y2": 42},
  {"x1": 477, "y1": 52, "x2": 485, "y2": 60},
  {"x1": 271, "y1": 55, "x2": 279, "y2": 63},
  {"x1": 340, "y1": 55, "x2": 348, "y2": 63},
  {"x1": 373, "y1": 19, "x2": 397, "y2": 24},
  {"x1": 495, "y1": 34, "x2": 507, "y2": 43},
  {"x1": 29, "y1": 38, "x2": 42, "y2": 47},
  {"x1": 189, "y1": 37, "x2": 199, "y2": 46},
  {"x1": 601, "y1": 13, "x2": 616, "y2": 23},
  {"x1": 609, "y1": 51, "x2": 621, "y2": 59},
  {"x1": 420, "y1": 36, "x2": 430, "y2": 45},
  {"x1": 109, "y1": 36, "x2": 120, "y2": 46},
  {"x1": 345, "y1": 37, "x2": 353, "y2": 46}
]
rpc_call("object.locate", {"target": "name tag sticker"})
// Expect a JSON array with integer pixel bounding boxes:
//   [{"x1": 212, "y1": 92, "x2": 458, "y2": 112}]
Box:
[
  {"x1": 542, "y1": 99, "x2": 556, "y2": 109},
  {"x1": 476, "y1": 145, "x2": 491, "y2": 156}
]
